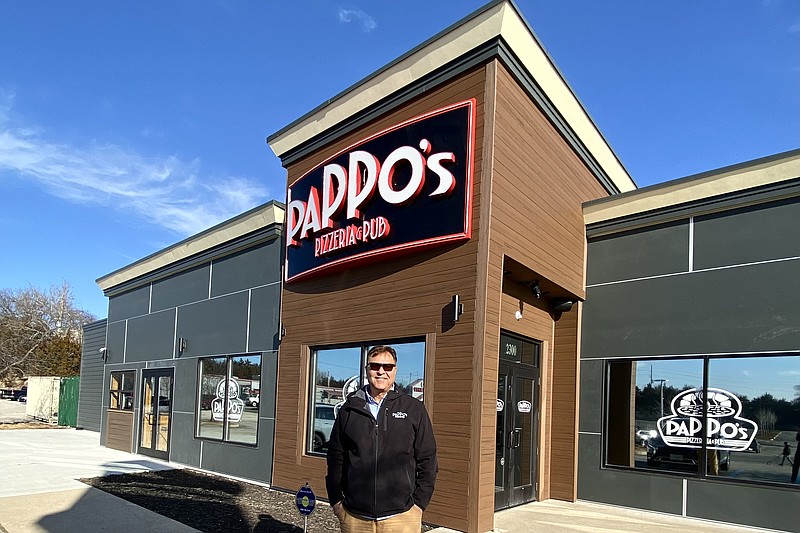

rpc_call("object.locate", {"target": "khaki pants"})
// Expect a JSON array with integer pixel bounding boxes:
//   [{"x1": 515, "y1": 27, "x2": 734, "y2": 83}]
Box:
[{"x1": 339, "y1": 505, "x2": 423, "y2": 533}]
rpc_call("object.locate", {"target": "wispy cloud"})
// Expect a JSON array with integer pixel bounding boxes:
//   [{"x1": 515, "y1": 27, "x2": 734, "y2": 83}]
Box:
[
  {"x1": 777, "y1": 370, "x2": 800, "y2": 376},
  {"x1": 337, "y1": 8, "x2": 377, "y2": 33},
  {"x1": 0, "y1": 91, "x2": 270, "y2": 236},
  {"x1": 789, "y1": 22, "x2": 800, "y2": 33}
]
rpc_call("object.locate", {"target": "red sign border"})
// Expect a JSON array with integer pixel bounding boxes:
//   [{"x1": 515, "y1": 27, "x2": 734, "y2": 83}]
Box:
[{"x1": 285, "y1": 98, "x2": 477, "y2": 283}]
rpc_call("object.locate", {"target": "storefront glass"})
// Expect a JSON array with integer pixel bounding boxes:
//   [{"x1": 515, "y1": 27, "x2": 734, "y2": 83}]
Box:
[
  {"x1": 109, "y1": 370, "x2": 135, "y2": 410},
  {"x1": 196, "y1": 354, "x2": 261, "y2": 445},
  {"x1": 605, "y1": 355, "x2": 800, "y2": 487},
  {"x1": 307, "y1": 340, "x2": 425, "y2": 455}
]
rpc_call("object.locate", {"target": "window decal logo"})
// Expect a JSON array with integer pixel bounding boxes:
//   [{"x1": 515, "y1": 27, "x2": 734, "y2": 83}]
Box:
[
  {"x1": 656, "y1": 388, "x2": 758, "y2": 452},
  {"x1": 212, "y1": 377, "x2": 244, "y2": 423},
  {"x1": 517, "y1": 400, "x2": 532, "y2": 414}
]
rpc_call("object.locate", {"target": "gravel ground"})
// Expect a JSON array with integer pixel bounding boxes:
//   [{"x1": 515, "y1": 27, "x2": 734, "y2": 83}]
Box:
[{"x1": 81, "y1": 469, "x2": 435, "y2": 533}]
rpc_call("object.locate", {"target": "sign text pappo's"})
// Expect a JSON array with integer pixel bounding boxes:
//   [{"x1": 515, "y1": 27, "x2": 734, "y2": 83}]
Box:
[{"x1": 285, "y1": 100, "x2": 475, "y2": 282}]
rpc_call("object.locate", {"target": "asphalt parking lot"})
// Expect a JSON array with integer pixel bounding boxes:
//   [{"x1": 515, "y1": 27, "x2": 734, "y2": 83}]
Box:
[{"x1": 0, "y1": 397, "x2": 28, "y2": 424}]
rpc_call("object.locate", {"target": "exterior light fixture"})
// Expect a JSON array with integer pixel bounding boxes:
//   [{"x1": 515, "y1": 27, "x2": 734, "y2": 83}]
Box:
[
  {"x1": 551, "y1": 298, "x2": 575, "y2": 313},
  {"x1": 178, "y1": 337, "x2": 187, "y2": 356},
  {"x1": 531, "y1": 281, "x2": 542, "y2": 299},
  {"x1": 453, "y1": 294, "x2": 464, "y2": 321}
]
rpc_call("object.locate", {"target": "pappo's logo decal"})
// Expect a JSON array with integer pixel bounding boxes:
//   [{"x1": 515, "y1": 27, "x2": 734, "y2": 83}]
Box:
[
  {"x1": 212, "y1": 378, "x2": 244, "y2": 423},
  {"x1": 285, "y1": 99, "x2": 476, "y2": 282},
  {"x1": 656, "y1": 388, "x2": 758, "y2": 452}
]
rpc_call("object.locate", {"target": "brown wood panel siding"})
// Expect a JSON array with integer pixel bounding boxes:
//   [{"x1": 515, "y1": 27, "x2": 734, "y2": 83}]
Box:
[
  {"x1": 105, "y1": 410, "x2": 134, "y2": 452},
  {"x1": 275, "y1": 66, "x2": 487, "y2": 533},
  {"x1": 549, "y1": 305, "x2": 580, "y2": 500},
  {"x1": 490, "y1": 63, "x2": 609, "y2": 299},
  {"x1": 484, "y1": 60, "x2": 611, "y2": 508}
]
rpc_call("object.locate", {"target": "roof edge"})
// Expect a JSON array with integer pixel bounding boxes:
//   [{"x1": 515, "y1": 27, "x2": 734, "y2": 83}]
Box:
[
  {"x1": 96, "y1": 200, "x2": 286, "y2": 291},
  {"x1": 583, "y1": 148, "x2": 800, "y2": 226}
]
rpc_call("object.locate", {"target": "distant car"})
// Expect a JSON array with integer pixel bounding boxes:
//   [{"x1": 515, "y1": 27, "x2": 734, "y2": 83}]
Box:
[
  {"x1": 12, "y1": 387, "x2": 27, "y2": 401},
  {"x1": 246, "y1": 395, "x2": 259, "y2": 407},
  {"x1": 313, "y1": 404, "x2": 336, "y2": 451},
  {"x1": 636, "y1": 429, "x2": 656, "y2": 445},
  {"x1": 647, "y1": 436, "x2": 730, "y2": 471},
  {"x1": 746, "y1": 439, "x2": 761, "y2": 453},
  {"x1": 18, "y1": 395, "x2": 27, "y2": 403}
]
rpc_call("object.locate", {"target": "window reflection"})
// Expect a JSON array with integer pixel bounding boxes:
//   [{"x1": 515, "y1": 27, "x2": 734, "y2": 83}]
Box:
[
  {"x1": 605, "y1": 355, "x2": 800, "y2": 487},
  {"x1": 196, "y1": 354, "x2": 261, "y2": 445},
  {"x1": 307, "y1": 340, "x2": 426, "y2": 455}
]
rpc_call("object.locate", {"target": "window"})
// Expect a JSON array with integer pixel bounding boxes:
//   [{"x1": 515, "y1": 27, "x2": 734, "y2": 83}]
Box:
[
  {"x1": 196, "y1": 354, "x2": 261, "y2": 445},
  {"x1": 605, "y1": 355, "x2": 800, "y2": 487},
  {"x1": 307, "y1": 339, "x2": 426, "y2": 455},
  {"x1": 109, "y1": 371, "x2": 135, "y2": 410}
]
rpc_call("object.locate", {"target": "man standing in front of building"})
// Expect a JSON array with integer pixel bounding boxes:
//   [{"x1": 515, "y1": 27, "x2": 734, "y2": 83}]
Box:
[{"x1": 326, "y1": 345, "x2": 438, "y2": 533}]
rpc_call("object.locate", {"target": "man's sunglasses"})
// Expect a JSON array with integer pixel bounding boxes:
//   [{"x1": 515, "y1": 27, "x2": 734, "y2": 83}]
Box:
[{"x1": 366, "y1": 362, "x2": 396, "y2": 372}]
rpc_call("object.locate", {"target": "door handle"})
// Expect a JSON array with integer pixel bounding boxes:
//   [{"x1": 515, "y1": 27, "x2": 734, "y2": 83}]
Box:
[{"x1": 510, "y1": 428, "x2": 522, "y2": 448}]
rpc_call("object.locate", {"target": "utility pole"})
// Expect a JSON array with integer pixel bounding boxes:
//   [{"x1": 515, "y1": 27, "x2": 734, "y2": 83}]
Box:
[{"x1": 653, "y1": 379, "x2": 669, "y2": 419}]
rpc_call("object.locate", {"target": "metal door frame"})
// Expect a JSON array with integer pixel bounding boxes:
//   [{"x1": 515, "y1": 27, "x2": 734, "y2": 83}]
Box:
[
  {"x1": 495, "y1": 333, "x2": 540, "y2": 510},
  {"x1": 138, "y1": 368, "x2": 174, "y2": 460}
]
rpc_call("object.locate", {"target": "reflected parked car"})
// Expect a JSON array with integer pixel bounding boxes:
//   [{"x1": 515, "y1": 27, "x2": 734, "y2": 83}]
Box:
[
  {"x1": 636, "y1": 429, "x2": 656, "y2": 446},
  {"x1": 12, "y1": 387, "x2": 27, "y2": 401},
  {"x1": 647, "y1": 436, "x2": 730, "y2": 471},
  {"x1": 746, "y1": 439, "x2": 761, "y2": 453},
  {"x1": 313, "y1": 404, "x2": 336, "y2": 451}
]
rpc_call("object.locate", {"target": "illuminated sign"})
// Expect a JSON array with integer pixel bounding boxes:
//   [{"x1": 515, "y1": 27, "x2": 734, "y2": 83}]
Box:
[
  {"x1": 656, "y1": 388, "x2": 758, "y2": 452},
  {"x1": 286, "y1": 99, "x2": 476, "y2": 282}
]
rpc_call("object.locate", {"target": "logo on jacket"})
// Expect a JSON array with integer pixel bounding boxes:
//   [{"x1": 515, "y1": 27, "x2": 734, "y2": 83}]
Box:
[{"x1": 392, "y1": 412, "x2": 408, "y2": 419}]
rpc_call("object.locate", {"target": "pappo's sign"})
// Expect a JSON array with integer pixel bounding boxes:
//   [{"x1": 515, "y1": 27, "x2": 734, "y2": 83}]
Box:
[
  {"x1": 656, "y1": 388, "x2": 758, "y2": 452},
  {"x1": 285, "y1": 99, "x2": 476, "y2": 282}
]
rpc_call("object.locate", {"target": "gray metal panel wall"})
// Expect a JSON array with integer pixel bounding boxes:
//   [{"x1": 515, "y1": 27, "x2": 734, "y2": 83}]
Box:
[
  {"x1": 77, "y1": 320, "x2": 107, "y2": 432},
  {"x1": 151, "y1": 264, "x2": 210, "y2": 313},
  {"x1": 693, "y1": 197, "x2": 800, "y2": 269},
  {"x1": 580, "y1": 190, "x2": 800, "y2": 531},
  {"x1": 577, "y1": 433, "x2": 685, "y2": 514},
  {"x1": 99, "y1": 227, "x2": 282, "y2": 486},
  {"x1": 196, "y1": 419, "x2": 275, "y2": 481},
  {"x1": 108, "y1": 285, "x2": 150, "y2": 322},
  {"x1": 125, "y1": 309, "x2": 177, "y2": 362},
  {"x1": 176, "y1": 292, "x2": 249, "y2": 357},
  {"x1": 582, "y1": 259, "x2": 800, "y2": 358},
  {"x1": 210, "y1": 242, "x2": 281, "y2": 298},
  {"x1": 106, "y1": 320, "x2": 127, "y2": 364},
  {"x1": 586, "y1": 221, "x2": 689, "y2": 285},
  {"x1": 248, "y1": 283, "x2": 281, "y2": 352},
  {"x1": 686, "y1": 478, "x2": 798, "y2": 532}
]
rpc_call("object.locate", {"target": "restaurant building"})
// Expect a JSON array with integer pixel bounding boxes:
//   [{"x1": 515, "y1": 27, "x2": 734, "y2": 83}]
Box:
[
  {"x1": 82, "y1": 2, "x2": 797, "y2": 532},
  {"x1": 266, "y1": 2, "x2": 634, "y2": 531}
]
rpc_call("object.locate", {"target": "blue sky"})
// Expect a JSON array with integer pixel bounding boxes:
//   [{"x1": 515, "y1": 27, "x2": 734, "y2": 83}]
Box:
[{"x1": 1, "y1": 1, "x2": 798, "y2": 320}]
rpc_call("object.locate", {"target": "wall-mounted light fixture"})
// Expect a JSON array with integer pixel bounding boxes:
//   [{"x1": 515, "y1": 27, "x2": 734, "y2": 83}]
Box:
[
  {"x1": 452, "y1": 294, "x2": 464, "y2": 321},
  {"x1": 178, "y1": 337, "x2": 187, "y2": 356},
  {"x1": 98, "y1": 347, "x2": 108, "y2": 362}
]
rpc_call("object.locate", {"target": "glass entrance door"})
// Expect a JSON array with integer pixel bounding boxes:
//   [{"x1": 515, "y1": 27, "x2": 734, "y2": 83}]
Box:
[
  {"x1": 139, "y1": 369, "x2": 173, "y2": 460},
  {"x1": 495, "y1": 333, "x2": 539, "y2": 510}
]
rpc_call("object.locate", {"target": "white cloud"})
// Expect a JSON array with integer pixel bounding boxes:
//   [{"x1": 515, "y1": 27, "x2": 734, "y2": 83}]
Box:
[
  {"x1": 337, "y1": 8, "x2": 377, "y2": 32},
  {"x1": 0, "y1": 94, "x2": 270, "y2": 236}
]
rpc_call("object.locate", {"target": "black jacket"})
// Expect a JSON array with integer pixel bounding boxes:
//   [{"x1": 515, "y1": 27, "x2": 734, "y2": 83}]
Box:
[{"x1": 325, "y1": 388, "x2": 437, "y2": 519}]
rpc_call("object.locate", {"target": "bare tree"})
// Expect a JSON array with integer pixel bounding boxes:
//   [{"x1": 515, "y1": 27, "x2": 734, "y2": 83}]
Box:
[{"x1": 0, "y1": 283, "x2": 95, "y2": 381}]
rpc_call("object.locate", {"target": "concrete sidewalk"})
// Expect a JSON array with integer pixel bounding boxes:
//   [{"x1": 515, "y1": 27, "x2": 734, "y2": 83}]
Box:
[
  {"x1": 0, "y1": 428, "x2": 197, "y2": 533},
  {"x1": 0, "y1": 428, "x2": 782, "y2": 533}
]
